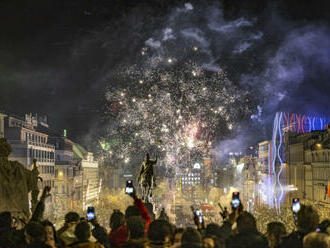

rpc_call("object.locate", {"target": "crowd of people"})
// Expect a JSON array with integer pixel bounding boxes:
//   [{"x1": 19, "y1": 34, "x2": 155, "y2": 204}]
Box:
[{"x1": 0, "y1": 186, "x2": 329, "y2": 248}]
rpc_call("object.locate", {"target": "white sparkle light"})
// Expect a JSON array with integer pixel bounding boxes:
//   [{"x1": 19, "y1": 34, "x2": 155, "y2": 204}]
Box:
[{"x1": 102, "y1": 61, "x2": 253, "y2": 172}]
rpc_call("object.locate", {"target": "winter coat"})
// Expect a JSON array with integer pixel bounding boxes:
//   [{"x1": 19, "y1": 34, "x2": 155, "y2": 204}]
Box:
[{"x1": 109, "y1": 225, "x2": 129, "y2": 247}]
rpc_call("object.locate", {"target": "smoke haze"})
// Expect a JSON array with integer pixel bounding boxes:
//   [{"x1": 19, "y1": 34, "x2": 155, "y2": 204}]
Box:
[{"x1": 0, "y1": 0, "x2": 329, "y2": 153}]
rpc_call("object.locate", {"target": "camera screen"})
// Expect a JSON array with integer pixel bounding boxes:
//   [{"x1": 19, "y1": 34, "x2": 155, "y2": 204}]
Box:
[
  {"x1": 87, "y1": 207, "x2": 95, "y2": 221},
  {"x1": 231, "y1": 198, "x2": 240, "y2": 208},
  {"x1": 195, "y1": 210, "x2": 203, "y2": 223},
  {"x1": 292, "y1": 200, "x2": 301, "y2": 213},
  {"x1": 125, "y1": 186, "x2": 134, "y2": 194},
  {"x1": 125, "y1": 180, "x2": 134, "y2": 194}
]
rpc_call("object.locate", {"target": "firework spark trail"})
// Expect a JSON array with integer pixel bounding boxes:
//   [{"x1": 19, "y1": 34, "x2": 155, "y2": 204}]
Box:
[{"x1": 101, "y1": 60, "x2": 254, "y2": 174}]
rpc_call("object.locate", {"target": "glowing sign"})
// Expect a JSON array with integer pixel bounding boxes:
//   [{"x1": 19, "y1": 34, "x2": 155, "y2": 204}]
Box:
[
  {"x1": 270, "y1": 112, "x2": 329, "y2": 214},
  {"x1": 193, "y1": 163, "x2": 201, "y2": 169}
]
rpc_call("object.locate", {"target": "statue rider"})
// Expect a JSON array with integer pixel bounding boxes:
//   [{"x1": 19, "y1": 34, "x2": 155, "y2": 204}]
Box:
[{"x1": 138, "y1": 153, "x2": 157, "y2": 201}]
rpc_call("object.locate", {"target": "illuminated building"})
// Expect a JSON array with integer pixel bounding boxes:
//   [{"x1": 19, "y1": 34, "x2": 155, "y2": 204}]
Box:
[
  {"x1": 73, "y1": 144, "x2": 100, "y2": 209},
  {"x1": 0, "y1": 113, "x2": 6, "y2": 138},
  {"x1": 101, "y1": 166, "x2": 122, "y2": 190},
  {"x1": 37, "y1": 122, "x2": 86, "y2": 215},
  {"x1": 285, "y1": 127, "x2": 330, "y2": 207},
  {"x1": 270, "y1": 112, "x2": 329, "y2": 212},
  {"x1": 4, "y1": 114, "x2": 55, "y2": 189},
  {"x1": 179, "y1": 163, "x2": 202, "y2": 188},
  {"x1": 258, "y1": 141, "x2": 272, "y2": 175},
  {"x1": 49, "y1": 135, "x2": 81, "y2": 215}
]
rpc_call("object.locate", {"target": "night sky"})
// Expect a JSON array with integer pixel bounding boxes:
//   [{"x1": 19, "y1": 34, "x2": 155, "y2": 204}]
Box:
[{"x1": 1, "y1": 0, "x2": 330, "y2": 152}]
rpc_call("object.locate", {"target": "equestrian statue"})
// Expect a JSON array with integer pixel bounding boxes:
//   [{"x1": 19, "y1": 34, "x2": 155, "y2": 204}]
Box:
[{"x1": 138, "y1": 153, "x2": 157, "y2": 201}]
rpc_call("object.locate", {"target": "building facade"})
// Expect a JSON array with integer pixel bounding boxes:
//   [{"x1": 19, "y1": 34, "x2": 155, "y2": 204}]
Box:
[
  {"x1": 81, "y1": 153, "x2": 100, "y2": 209},
  {"x1": 73, "y1": 143, "x2": 100, "y2": 210},
  {"x1": 0, "y1": 113, "x2": 6, "y2": 138},
  {"x1": 4, "y1": 114, "x2": 55, "y2": 188},
  {"x1": 258, "y1": 141, "x2": 272, "y2": 176},
  {"x1": 49, "y1": 136, "x2": 77, "y2": 217},
  {"x1": 101, "y1": 166, "x2": 122, "y2": 190},
  {"x1": 36, "y1": 124, "x2": 86, "y2": 215},
  {"x1": 285, "y1": 128, "x2": 330, "y2": 207}
]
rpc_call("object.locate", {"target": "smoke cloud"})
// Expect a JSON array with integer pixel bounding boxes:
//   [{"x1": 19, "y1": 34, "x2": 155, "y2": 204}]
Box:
[{"x1": 0, "y1": 1, "x2": 329, "y2": 153}]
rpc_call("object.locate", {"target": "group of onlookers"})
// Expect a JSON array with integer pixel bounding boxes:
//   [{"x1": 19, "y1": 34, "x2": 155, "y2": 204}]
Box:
[{"x1": 0, "y1": 186, "x2": 329, "y2": 248}]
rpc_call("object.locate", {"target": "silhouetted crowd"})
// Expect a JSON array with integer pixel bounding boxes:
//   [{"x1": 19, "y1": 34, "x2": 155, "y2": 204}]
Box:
[{"x1": 0, "y1": 186, "x2": 329, "y2": 248}]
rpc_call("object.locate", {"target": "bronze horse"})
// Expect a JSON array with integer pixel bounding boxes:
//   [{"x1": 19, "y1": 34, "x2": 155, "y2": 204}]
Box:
[{"x1": 138, "y1": 153, "x2": 157, "y2": 201}]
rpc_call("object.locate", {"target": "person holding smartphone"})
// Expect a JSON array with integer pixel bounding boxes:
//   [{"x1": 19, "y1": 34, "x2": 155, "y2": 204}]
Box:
[
  {"x1": 124, "y1": 181, "x2": 151, "y2": 232},
  {"x1": 280, "y1": 204, "x2": 320, "y2": 248},
  {"x1": 191, "y1": 206, "x2": 205, "y2": 232},
  {"x1": 292, "y1": 198, "x2": 301, "y2": 223},
  {"x1": 108, "y1": 181, "x2": 151, "y2": 248},
  {"x1": 228, "y1": 192, "x2": 243, "y2": 226}
]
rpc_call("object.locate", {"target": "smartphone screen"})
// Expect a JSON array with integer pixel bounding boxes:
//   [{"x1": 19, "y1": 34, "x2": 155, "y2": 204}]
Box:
[
  {"x1": 231, "y1": 192, "x2": 240, "y2": 209},
  {"x1": 87, "y1": 206, "x2": 95, "y2": 221},
  {"x1": 195, "y1": 210, "x2": 203, "y2": 224},
  {"x1": 292, "y1": 198, "x2": 300, "y2": 213},
  {"x1": 125, "y1": 180, "x2": 134, "y2": 194}
]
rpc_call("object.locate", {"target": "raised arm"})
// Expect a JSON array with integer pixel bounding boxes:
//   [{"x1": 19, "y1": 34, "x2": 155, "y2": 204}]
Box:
[
  {"x1": 129, "y1": 190, "x2": 151, "y2": 231},
  {"x1": 30, "y1": 186, "x2": 51, "y2": 223}
]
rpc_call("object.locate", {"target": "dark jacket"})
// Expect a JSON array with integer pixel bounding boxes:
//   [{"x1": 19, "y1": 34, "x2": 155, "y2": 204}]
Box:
[
  {"x1": 0, "y1": 228, "x2": 25, "y2": 248},
  {"x1": 226, "y1": 229, "x2": 268, "y2": 248},
  {"x1": 279, "y1": 231, "x2": 306, "y2": 248},
  {"x1": 27, "y1": 241, "x2": 52, "y2": 248}
]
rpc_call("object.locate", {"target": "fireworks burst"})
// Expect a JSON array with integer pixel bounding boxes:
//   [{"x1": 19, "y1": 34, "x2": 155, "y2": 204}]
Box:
[{"x1": 100, "y1": 58, "x2": 254, "y2": 173}]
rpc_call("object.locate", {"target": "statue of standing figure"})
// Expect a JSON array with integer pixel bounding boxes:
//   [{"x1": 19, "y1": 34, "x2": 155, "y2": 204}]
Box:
[
  {"x1": 31, "y1": 159, "x2": 43, "y2": 212},
  {"x1": 138, "y1": 153, "x2": 157, "y2": 202},
  {"x1": 0, "y1": 138, "x2": 42, "y2": 219}
]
